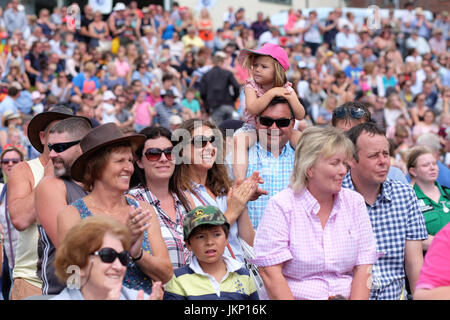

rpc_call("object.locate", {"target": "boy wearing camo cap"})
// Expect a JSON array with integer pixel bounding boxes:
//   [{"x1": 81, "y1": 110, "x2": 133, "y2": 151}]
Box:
[{"x1": 163, "y1": 206, "x2": 259, "y2": 300}]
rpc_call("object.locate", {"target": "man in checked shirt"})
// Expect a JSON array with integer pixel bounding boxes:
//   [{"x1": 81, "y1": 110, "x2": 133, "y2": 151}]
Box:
[{"x1": 342, "y1": 122, "x2": 427, "y2": 300}]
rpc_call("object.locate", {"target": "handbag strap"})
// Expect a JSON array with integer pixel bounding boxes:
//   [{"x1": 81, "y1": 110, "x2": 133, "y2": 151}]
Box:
[{"x1": 190, "y1": 189, "x2": 236, "y2": 260}]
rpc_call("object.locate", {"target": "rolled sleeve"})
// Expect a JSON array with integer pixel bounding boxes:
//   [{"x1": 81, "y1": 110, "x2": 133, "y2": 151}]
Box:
[{"x1": 252, "y1": 195, "x2": 293, "y2": 267}]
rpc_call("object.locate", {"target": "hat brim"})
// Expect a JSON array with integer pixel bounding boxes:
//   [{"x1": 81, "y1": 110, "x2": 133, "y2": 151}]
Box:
[
  {"x1": 237, "y1": 48, "x2": 289, "y2": 71},
  {"x1": 27, "y1": 112, "x2": 91, "y2": 153},
  {"x1": 71, "y1": 134, "x2": 146, "y2": 182},
  {"x1": 184, "y1": 220, "x2": 230, "y2": 241}
]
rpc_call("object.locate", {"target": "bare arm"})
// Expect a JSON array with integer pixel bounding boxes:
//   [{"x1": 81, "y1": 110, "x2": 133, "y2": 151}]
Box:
[
  {"x1": 405, "y1": 239, "x2": 424, "y2": 296},
  {"x1": 414, "y1": 287, "x2": 450, "y2": 300},
  {"x1": 56, "y1": 204, "x2": 83, "y2": 247},
  {"x1": 259, "y1": 264, "x2": 295, "y2": 300},
  {"x1": 349, "y1": 264, "x2": 372, "y2": 300},
  {"x1": 35, "y1": 177, "x2": 67, "y2": 247},
  {"x1": 237, "y1": 208, "x2": 255, "y2": 247},
  {"x1": 8, "y1": 162, "x2": 36, "y2": 231},
  {"x1": 133, "y1": 201, "x2": 173, "y2": 284}
]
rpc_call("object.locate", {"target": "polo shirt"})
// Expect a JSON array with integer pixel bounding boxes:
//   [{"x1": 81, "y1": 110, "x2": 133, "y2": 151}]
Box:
[{"x1": 413, "y1": 182, "x2": 450, "y2": 236}]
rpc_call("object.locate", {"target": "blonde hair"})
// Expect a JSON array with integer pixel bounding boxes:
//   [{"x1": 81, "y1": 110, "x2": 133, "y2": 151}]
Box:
[
  {"x1": 290, "y1": 126, "x2": 354, "y2": 193},
  {"x1": 242, "y1": 53, "x2": 287, "y2": 88}
]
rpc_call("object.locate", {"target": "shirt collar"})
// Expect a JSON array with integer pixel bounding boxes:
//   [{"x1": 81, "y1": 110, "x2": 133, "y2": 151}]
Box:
[
  {"x1": 256, "y1": 141, "x2": 292, "y2": 158},
  {"x1": 299, "y1": 187, "x2": 343, "y2": 220},
  {"x1": 344, "y1": 172, "x2": 392, "y2": 203},
  {"x1": 189, "y1": 255, "x2": 243, "y2": 276}
]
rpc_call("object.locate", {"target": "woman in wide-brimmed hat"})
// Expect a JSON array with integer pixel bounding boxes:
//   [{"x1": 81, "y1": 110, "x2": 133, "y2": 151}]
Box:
[{"x1": 57, "y1": 123, "x2": 173, "y2": 295}]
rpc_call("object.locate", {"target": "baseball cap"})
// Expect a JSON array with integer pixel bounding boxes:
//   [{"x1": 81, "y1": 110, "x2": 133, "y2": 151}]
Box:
[
  {"x1": 238, "y1": 43, "x2": 290, "y2": 71},
  {"x1": 183, "y1": 206, "x2": 230, "y2": 241}
]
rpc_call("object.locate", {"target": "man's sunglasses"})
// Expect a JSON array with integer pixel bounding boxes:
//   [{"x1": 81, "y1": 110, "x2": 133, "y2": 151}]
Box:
[
  {"x1": 332, "y1": 106, "x2": 366, "y2": 120},
  {"x1": 48, "y1": 140, "x2": 81, "y2": 153},
  {"x1": 1, "y1": 158, "x2": 20, "y2": 165},
  {"x1": 191, "y1": 135, "x2": 216, "y2": 148},
  {"x1": 92, "y1": 247, "x2": 130, "y2": 267},
  {"x1": 144, "y1": 147, "x2": 173, "y2": 161},
  {"x1": 258, "y1": 116, "x2": 293, "y2": 128}
]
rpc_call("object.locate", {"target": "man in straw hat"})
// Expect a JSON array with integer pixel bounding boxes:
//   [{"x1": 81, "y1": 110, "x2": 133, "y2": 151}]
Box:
[
  {"x1": 7, "y1": 105, "x2": 91, "y2": 299},
  {"x1": 35, "y1": 116, "x2": 92, "y2": 295}
]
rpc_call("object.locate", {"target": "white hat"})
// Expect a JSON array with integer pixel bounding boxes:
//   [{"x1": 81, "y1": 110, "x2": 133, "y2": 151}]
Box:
[
  {"x1": 169, "y1": 115, "x2": 182, "y2": 126},
  {"x1": 103, "y1": 90, "x2": 116, "y2": 101},
  {"x1": 31, "y1": 91, "x2": 44, "y2": 100},
  {"x1": 298, "y1": 61, "x2": 307, "y2": 68},
  {"x1": 113, "y1": 2, "x2": 126, "y2": 11}
]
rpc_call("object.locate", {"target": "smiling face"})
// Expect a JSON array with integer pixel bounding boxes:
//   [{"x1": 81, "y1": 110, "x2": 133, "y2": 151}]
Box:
[
  {"x1": 184, "y1": 125, "x2": 217, "y2": 171},
  {"x1": 186, "y1": 225, "x2": 228, "y2": 267},
  {"x1": 137, "y1": 136, "x2": 174, "y2": 184},
  {"x1": 81, "y1": 232, "x2": 127, "y2": 298},
  {"x1": 99, "y1": 146, "x2": 134, "y2": 192},
  {"x1": 1, "y1": 150, "x2": 22, "y2": 177},
  {"x1": 307, "y1": 151, "x2": 349, "y2": 196}
]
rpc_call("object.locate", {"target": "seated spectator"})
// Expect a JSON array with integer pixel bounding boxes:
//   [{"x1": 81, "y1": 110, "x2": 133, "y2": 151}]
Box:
[
  {"x1": 163, "y1": 206, "x2": 259, "y2": 300},
  {"x1": 412, "y1": 110, "x2": 439, "y2": 142},
  {"x1": 101, "y1": 62, "x2": 127, "y2": 92},
  {"x1": 131, "y1": 89, "x2": 156, "y2": 132},
  {"x1": 181, "y1": 87, "x2": 201, "y2": 118},
  {"x1": 181, "y1": 26, "x2": 205, "y2": 52},
  {"x1": 316, "y1": 94, "x2": 338, "y2": 125},
  {"x1": 88, "y1": 11, "x2": 110, "y2": 49},
  {"x1": 131, "y1": 62, "x2": 154, "y2": 91},
  {"x1": 409, "y1": 93, "x2": 431, "y2": 126},
  {"x1": 71, "y1": 62, "x2": 100, "y2": 104},
  {"x1": 335, "y1": 25, "x2": 359, "y2": 54},
  {"x1": 406, "y1": 30, "x2": 430, "y2": 56},
  {"x1": 50, "y1": 72, "x2": 72, "y2": 105},
  {"x1": 253, "y1": 126, "x2": 377, "y2": 300},
  {"x1": 100, "y1": 90, "x2": 118, "y2": 124},
  {"x1": 52, "y1": 215, "x2": 163, "y2": 300}
]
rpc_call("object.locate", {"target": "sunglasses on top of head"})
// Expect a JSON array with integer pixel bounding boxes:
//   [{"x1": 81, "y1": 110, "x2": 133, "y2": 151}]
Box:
[
  {"x1": 144, "y1": 147, "x2": 173, "y2": 161},
  {"x1": 258, "y1": 116, "x2": 293, "y2": 128},
  {"x1": 191, "y1": 135, "x2": 216, "y2": 148},
  {"x1": 47, "y1": 140, "x2": 81, "y2": 153},
  {"x1": 332, "y1": 106, "x2": 366, "y2": 120},
  {"x1": 91, "y1": 247, "x2": 130, "y2": 267}
]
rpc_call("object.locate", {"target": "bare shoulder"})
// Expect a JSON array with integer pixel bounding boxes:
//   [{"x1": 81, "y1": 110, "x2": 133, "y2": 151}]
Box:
[{"x1": 9, "y1": 161, "x2": 33, "y2": 181}]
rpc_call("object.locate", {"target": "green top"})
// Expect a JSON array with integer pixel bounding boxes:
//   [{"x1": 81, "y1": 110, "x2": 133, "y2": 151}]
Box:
[{"x1": 413, "y1": 182, "x2": 450, "y2": 236}]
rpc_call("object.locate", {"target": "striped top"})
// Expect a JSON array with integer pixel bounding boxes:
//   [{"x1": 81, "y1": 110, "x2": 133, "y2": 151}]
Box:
[{"x1": 163, "y1": 255, "x2": 259, "y2": 300}]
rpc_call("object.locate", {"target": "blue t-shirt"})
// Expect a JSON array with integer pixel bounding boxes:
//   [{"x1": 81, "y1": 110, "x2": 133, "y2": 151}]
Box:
[
  {"x1": 344, "y1": 65, "x2": 363, "y2": 85},
  {"x1": 72, "y1": 73, "x2": 100, "y2": 95}
]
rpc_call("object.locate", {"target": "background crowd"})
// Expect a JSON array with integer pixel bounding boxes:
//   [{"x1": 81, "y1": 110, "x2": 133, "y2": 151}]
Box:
[{"x1": 0, "y1": 0, "x2": 448, "y2": 301}]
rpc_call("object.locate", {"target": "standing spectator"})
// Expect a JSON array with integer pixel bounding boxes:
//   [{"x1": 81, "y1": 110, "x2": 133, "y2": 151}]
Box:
[
  {"x1": 3, "y1": 0, "x2": 27, "y2": 37},
  {"x1": 88, "y1": 11, "x2": 109, "y2": 49},
  {"x1": 199, "y1": 51, "x2": 240, "y2": 124},
  {"x1": 77, "y1": 4, "x2": 95, "y2": 45},
  {"x1": 303, "y1": 11, "x2": 323, "y2": 56},
  {"x1": 131, "y1": 90, "x2": 156, "y2": 132},
  {"x1": 343, "y1": 123, "x2": 428, "y2": 300},
  {"x1": 335, "y1": 25, "x2": 360, "y2": 54},
  {"x1": 250, "y1": 12, "x2": 269, "y2": 40},
  {"x1": 197, "y1": 8, "x2": 214, "y2": 50}
]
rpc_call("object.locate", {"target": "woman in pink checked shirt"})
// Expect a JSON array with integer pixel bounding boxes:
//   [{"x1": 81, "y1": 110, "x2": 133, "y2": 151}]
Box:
[{"x1": 253, "y1": 126, "x2": 378, "y2": 300}]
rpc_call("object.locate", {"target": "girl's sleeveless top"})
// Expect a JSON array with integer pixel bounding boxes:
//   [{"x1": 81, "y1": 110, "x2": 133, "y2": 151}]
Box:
[{"x1": 71, "y1": 196, "x2": 153, "y2": 294}]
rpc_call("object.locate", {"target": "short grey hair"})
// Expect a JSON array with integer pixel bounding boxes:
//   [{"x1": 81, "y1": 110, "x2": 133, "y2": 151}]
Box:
[
  {"x1": 49, "y1": 117, "x2": 92, "y2": 140},
  {"x1": 416, "y1": 133, "x2": 441, "y2": 152}
]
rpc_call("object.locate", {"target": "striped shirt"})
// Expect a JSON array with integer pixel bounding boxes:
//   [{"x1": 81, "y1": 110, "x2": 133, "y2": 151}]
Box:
[
  {"x1": 163, "y1": 255, "x2": 259, "y2": 300},
  {"x1": 127, "y1": 186, "x2": 192, "y2": 269},
  {"x1": 252, "y1": 187, "x2": 378, "y2": 300},
  {"x1": 342, "y1": 173, "x2": 428, "y2": 300},
  {"x1": 246, "y1": 142, "x2": 295, "y2": 229}
]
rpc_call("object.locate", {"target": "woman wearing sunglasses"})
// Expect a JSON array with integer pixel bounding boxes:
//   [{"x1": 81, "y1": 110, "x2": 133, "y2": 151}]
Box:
[
  {"x1": 172, "y1": 119, "x2": 258, "y2": 265},
  {"x1": 53, "y1": 215, "x2": 163, "y2": 300},
  {"x1": 57, "y1": 123, "x2": 173, "y2": 295},
  {"x1": 128, "y1": 126, "x2": 192, "y2": 269}
]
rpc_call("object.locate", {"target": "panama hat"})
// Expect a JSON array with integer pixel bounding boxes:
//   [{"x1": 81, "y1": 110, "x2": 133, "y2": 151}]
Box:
[
  {"x1": 70, "y1": 123, "x2": 146, "y2": 182},
  {"x1": 27, "y1": 105, "x2": 92, "y2": 153}
]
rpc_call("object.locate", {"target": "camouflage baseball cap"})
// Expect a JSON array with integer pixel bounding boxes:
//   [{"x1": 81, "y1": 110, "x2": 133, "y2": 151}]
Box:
[{"x1": 183, "y1": 206, "x2": 230, "y2": 241}]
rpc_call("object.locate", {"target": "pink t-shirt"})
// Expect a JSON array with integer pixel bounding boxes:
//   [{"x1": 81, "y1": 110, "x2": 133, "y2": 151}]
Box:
[
  {"x1": 415, "y1": 223, "x2": 450, "y2": 290},
  {"x1": 252, "y1": 187, "x2": 378, "y2": 300},
  {"x1": 244, "y1": 78, "x2": 293, "y2": 127},
  {"x1": 115, "y1": 59, "x2": 130, "y2": 78},
  {"x1": 134, "y1": 101, "x2": 153, "y2": 126}
]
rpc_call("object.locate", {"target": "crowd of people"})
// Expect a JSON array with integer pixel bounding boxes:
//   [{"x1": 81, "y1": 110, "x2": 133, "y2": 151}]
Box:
[{"x1": 0, "y1": 0, "x2": 449, "y2": 301}]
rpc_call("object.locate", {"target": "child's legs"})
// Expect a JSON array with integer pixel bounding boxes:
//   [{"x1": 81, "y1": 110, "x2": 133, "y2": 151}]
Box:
[{"x1": 232, "y1": 130, "x2": 257, "y2": 183}]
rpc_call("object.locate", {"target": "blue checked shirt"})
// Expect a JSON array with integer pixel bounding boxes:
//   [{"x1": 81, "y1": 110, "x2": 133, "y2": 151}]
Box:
[
  {"x1": 342, "y1": 173, "x2": 428, "y2": 300},
  {"x1": 246, "y1": 142, "x2": 295, "y2": 229}
]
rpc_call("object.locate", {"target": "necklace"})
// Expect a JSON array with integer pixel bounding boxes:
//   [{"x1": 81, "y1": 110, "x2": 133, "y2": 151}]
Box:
[{"x1": 85, "y1": 195, "x2": 127, "y2": 216}]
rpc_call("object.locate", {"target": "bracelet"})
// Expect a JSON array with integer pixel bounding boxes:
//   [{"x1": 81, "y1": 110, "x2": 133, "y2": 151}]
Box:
[{"x1": 132, "y1": 248, "x2": 143, "y2": 262}]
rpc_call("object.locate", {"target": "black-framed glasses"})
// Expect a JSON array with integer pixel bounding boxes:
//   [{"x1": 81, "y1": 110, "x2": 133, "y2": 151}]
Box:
[
  {"x1": 144, "y1": 147, "x2": 173, "y2": 161},
  {"x1": 332, "y1": 106, "x2": 366, "y2": 120},
  {"x1": 258, "y1": 116, "x2": 293, "y2": 128},
  {"x1": 47, "y1": 140, "x2": 81, "y2": 153},
  {"x1": 191, "y1": 135, "x2": 216, "y2": 148},
  {"x1": 92, "y1": 247, "x2": 130, "y2": 267},
  {"x1": 1, "y1": 158, "x2": 20, "y2": 165}
]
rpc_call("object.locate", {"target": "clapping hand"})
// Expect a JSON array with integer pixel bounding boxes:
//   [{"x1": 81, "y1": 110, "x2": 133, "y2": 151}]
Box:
[
  {"x1": 127, "y1": 205, "x2": 152, "y2": 258},
  {"x1": 137, "y1": 281, "x2": 164, "y2": 300}
]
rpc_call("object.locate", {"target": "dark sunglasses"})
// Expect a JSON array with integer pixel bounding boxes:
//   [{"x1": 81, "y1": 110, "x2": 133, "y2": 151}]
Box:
[
  {"x1": 258, "y1": 116, "x2": 293, "y2": 128},
  {"x1": 48, "y1": 140, "x2": 81, "y2": 153},
  {"x1": 1, "y1": 158, "x2": 20, "y2": 165},
  {"x1": 332, "y1": 106, "x2": 366, "y2": 120},
  {"x1": 92, "y1": 247, "x2": 130, "y2": 267},
  {"x1": 191, "y1": 135, "x2": 216, "y2": 148},
  {"x1": 144, "y1": 147, "x2": 173, "y2": 161}
]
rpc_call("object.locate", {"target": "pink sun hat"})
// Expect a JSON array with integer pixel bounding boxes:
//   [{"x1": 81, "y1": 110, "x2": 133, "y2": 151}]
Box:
[{"x1": 238, "y1": 43, "x2": 290, "y2": 71}]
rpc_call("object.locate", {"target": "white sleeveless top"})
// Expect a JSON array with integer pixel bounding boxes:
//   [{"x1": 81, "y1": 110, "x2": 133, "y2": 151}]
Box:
[{"x1": 12, "y1": 157, "x2": 44, "y2": 288}]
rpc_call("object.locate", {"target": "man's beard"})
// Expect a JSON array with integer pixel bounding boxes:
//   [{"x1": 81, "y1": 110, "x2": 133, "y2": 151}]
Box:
[{"x1": 53, "y1": 160, "x2": 71, "y2": 178}]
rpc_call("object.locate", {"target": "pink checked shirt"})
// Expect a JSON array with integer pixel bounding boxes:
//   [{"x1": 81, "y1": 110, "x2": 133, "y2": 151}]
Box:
[{"x1": 253, "y1": 187, "x2": 378, "y2": 300}]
